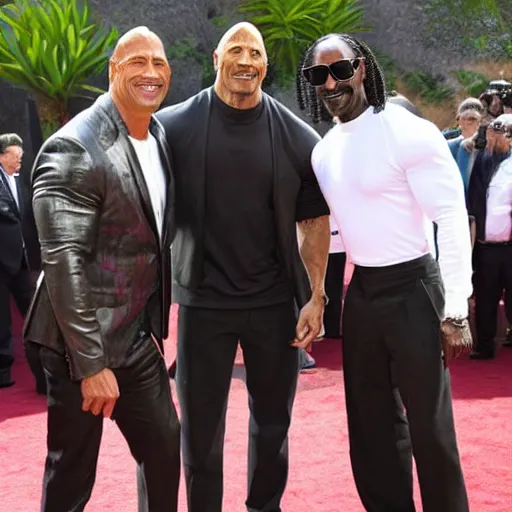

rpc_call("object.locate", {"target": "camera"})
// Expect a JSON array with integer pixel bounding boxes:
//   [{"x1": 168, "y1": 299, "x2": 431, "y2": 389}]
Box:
[
  {"x1": 501, "y1": 89, "x2": 512, "y2": 109},
  {"x1": 488, "y1": 79, "x2": 512, "y2": 93},
  {"x1": 474, "y1": 123, "x2": 488, "y2": 151}
]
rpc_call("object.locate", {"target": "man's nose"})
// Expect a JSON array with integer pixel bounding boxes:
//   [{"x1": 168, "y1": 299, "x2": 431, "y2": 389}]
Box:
[
  {"x1": 237, "y1": 50, "x2": 251, "y2": 66},
  {"x1": 325, "y1": 74, "x2": 337, "y2": 90},
  {"x1": 143, "y1": 63, "x2": 159, "y2": 78}
]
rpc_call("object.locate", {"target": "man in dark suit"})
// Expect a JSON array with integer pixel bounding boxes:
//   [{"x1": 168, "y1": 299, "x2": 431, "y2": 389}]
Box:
[
  {"x1": 24, "y1": 27, "x2": 180, "y2": 511},
  {"x1": 0, "y1": 133, "x2": 44, "y2": 391},
  {"x1": 157, "y1": 22, "x2": 330, "y2": 512}
]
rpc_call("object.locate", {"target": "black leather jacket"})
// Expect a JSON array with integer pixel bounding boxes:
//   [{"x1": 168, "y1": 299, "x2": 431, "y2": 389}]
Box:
[{"x1": 23, "y1": 94, "x2": 175, "y2": 380}]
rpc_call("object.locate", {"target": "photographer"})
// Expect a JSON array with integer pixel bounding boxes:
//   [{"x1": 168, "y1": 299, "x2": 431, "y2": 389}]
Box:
[
  {"x1": 502, "y1": 89, "x2": 512, "y2": 114},
  {"x1": 467, "y1": 114, "x2": 512, "y2": 359},
  {"x1": 447, "y1": 98, "x2": 484, "y2": 194},
  {"x1": 479, "y1": 89, "x2": 503, "y2": 122}
]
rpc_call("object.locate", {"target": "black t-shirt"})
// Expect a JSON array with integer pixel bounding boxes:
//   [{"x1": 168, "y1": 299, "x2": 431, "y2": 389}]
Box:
[{"x1": 177, "y1": 92, "x2": 327, "y2": 308}]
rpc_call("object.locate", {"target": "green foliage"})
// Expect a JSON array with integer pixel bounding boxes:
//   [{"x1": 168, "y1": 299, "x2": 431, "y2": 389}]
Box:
[
  {"x1": 424, "y1": 0, "x2": 511, "y2": 59},
  {"x1": 167, "y1": 38, "x2": 203, "y2": 61},
  {"x1": 452, "y1": 70, "x2": 489, "y2": 97},
  {"x1": 211, "y1": 15, "x2": 228, "y2": 28},
  {"x1": 402, "y1": 71, "x2": 454, "y2": 104},
  {"x1": 167, "y1": 38, "x2": 216, "y2": 89},
  {"x1": 0, "y1": 0, "x2": 118, "y2": 124},
  {"x1": 41, "y1": 119, "x2": 60, "y2": 141},
  {"x1": 373, "y1": 50, "x2": 398, "y2": 92},
  {"x1": 239, "y1": 0, "x2": 367, "y2": 85}
]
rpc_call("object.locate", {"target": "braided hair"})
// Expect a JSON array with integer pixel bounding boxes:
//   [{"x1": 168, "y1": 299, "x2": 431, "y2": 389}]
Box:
[{"x1": 296, "y1": 34, "x2": 387, "y2": 124}]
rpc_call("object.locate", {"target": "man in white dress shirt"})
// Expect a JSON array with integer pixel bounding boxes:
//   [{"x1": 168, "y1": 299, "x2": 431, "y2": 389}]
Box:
[
  {"x1": 468, "y1": 114, "x2": 512, "y2": 358},
  {"x1": 297, "y1": 33, "x2": 472, "y2": 512}
]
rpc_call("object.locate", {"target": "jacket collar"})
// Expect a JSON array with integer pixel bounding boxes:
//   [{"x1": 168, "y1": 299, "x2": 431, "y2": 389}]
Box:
[{"x1": 94, "y1": 93, "x2": 173, "y2": 248}]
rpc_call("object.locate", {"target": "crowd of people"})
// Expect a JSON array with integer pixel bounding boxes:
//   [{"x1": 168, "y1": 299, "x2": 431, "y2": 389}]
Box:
[
  {"x1": 442, "y1": 84, "x2": 512, "y2": 359},
  {"x1": 0, "y1": 20, "x2": 509, "y2": 512}
]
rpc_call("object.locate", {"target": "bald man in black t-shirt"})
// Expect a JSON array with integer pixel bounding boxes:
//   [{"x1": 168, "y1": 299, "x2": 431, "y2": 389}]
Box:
[{"x1": 158, "y1": 23, "x2": 330, "y2": 512}]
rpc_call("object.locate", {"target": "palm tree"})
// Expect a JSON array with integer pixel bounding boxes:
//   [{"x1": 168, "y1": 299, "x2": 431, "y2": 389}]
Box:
[
  {"x1": 0, "y1": 0, "x2": 118, "y2": 127},
  {"x1": 239, "y1": 0, "x2": 367, "y2": 85}
]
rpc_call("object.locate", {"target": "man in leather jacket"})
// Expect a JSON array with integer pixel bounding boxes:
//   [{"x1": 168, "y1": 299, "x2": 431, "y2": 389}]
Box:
[{"x1": 24, "y1": 27, "x2": 180, "y2": 512}]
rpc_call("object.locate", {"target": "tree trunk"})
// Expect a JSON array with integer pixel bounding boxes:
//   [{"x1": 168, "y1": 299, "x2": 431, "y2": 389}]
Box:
[{"x1": 32, "y1": 92, "x2": 69, "y2": 126}]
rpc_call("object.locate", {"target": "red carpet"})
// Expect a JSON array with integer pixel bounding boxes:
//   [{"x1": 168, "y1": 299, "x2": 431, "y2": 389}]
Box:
[{"x1": 1, "y1": 304, "x2": 511, "y2": 511}]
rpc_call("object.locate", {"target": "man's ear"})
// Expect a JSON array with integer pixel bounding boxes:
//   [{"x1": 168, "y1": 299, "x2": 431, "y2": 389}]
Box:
[
  {"x1": 359, "y1": 59, "x2": 366, "y2": 81},
  {"x1": 213, "y1": 50, "x2": 219, "y2": 73},
  {"x1": 108, "y1": 59, "x2": 117, "y2": 85}
]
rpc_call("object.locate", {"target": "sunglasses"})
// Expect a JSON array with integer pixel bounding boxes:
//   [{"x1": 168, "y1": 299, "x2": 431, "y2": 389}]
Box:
[
  {"x1": 302, "y1": 58, "x2": 364, "y2": 87},
  {"x1": 460, "y1": 115, "x2": 480, "y2": 122}
]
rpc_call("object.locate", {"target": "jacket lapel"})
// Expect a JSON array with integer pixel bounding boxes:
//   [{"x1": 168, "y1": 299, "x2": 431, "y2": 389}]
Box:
[
  {"x1": 122, "y1": 135, "x2": 160, "y2": 244},
  {"x1": 190, "y1": 88, "x2": 211, "y2": 243},
  {"x1": 0, "y1": 168, "x2": 21, "y2": 218},
  {"x1": 14, "y1": 175, "x2": 24, "y2": 218},
  {"x1": 97, "y1": 95, "x2": 160, "y2": 245},
  {"x1": 150, "y1": 118, "x2": 173, "y2": 248}
]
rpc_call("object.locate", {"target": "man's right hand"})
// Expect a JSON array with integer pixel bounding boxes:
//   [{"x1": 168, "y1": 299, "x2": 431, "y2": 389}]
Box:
[{"x1": 81, "y1": 368, "x2": 120, "y2": 418}]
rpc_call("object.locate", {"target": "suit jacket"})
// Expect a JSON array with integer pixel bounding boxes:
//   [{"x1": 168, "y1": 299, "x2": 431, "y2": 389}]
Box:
[
  {"x1": 156, "y1": 87, "x2": 321, "y2": 309},
  {"x1": 23, "y1": 94, "x2": 175, "y2": 381},
  {"x1": 0, "y1": 168, "x2": 41, "y2": 275},
  {"x1": 467, "y1": 149, "x2": 511, "y2": 242}
]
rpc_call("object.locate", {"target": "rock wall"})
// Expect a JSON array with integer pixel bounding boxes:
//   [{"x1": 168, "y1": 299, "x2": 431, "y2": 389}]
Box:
[{"x1": 0, "y1": 0, "x2": 482, "y2": 154}]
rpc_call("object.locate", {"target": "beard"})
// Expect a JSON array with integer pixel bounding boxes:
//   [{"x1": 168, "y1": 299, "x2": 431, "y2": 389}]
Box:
[{"x1": 320, "y1": 85, "x2": 353, "y2": 117}]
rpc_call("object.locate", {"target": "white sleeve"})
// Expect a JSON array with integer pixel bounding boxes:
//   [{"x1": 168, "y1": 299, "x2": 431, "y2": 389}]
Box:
[{"x1": 401, "y1": 122, "x2": 473, "y2": 318}]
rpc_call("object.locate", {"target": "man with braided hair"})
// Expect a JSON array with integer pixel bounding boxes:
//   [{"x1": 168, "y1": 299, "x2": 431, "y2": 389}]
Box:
[{"x1": 297, "y1": 34, "x2": 472, "y2": 512}]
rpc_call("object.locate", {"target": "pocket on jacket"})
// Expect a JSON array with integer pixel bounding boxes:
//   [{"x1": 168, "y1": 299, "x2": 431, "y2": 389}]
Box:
[{"x1": 419, "y1": 278, "x2": 445, "y2": 321}]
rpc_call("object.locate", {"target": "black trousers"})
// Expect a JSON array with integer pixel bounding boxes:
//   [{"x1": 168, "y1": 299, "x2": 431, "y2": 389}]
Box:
[
  {"x1": 35, "y1": 336, "x2": 180, "y2": 512},
  {"x1": 473, "y1": 242, "x2": 512, "y2": 355},
  {"x1": 0, "y1": 262, "x2": 44, "y2": 384},
  {"x1": 342, "y1": 254, "x2": 468, "y2": 512},
  {"x1": 324, "y1": 252, "x2": 347, "y2": 337},
  {"x1": 176, "y1": 302, "x2": 299, "y2": 512}
]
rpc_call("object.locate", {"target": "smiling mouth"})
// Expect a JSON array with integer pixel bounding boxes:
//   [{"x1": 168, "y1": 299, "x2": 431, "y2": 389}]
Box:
[
  {"x1": 232, "y1": 73, "x2": 257, "y2": 80},
  {"x1": 135, "y1": 84, "x2": 163, "y2": 92},
  {"x1": 324, "y1": 91, "x2": 347, "y2": 100}
]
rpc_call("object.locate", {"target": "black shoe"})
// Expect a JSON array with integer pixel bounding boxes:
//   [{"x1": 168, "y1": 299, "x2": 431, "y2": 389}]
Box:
[
  {"x1": 168, "y1": 360, "x2": 176, "y2": 379},
  {"x1": 503, "y1": 328, "x2": 512, "y2": 347},
  {"x1": 469, "y1": 350, "x2": 495, "y2": 360},
  {"x1": 0, "y1": 368, "x2": 15, "y2": 389}
]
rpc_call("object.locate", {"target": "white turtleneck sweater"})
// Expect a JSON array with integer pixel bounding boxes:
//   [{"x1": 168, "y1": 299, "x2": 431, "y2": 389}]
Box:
[{"x1": 311, "y1": 103, "x2": 473, "y2": 318}]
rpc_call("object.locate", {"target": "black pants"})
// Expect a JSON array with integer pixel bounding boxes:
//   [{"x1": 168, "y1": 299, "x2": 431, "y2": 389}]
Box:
[
  {"x1": 176, "y1": 302, "x2": 299, "y2": 512},
  {"x1": 324, "y1": 252, "x2": 346, "y2": 337},
  {"x1": 473, "y1": 242, "x2": 512, "y2": 355},
  {"x1": 35, "y1": 337, "x2": 180, "y2": 512},
  {"x1": 0, "y1": 262, "x2": 44, "y2": 384},
  {"x1": 342, "y1": 254, "x2": 468, "y2": 512}
]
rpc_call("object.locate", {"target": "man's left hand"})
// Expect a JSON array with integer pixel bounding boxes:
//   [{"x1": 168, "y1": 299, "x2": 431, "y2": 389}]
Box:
[{"x1": 291, "y1": 296, "x2": 325, "y2": 351}]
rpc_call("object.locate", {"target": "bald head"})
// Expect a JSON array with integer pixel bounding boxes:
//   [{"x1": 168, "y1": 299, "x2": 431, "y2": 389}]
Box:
[
  {"x1": 313, "y1": 36, "x2": 356, "y2": 64},
  {"x1": 111, "y1": 26, "x2": 164, "y2": 65},
  {"x1": 216, "y1": 22, "x2": 266, "y2": 58},
  {"x1": 109, "y1": 26, "x2": 171, "y2": 132},
  {"x1": 492, "y1": 113, "x2": 512, "y2": 135},
  {"x1": 213, "y1": 22, "x2": 267, "y2": 110}
]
